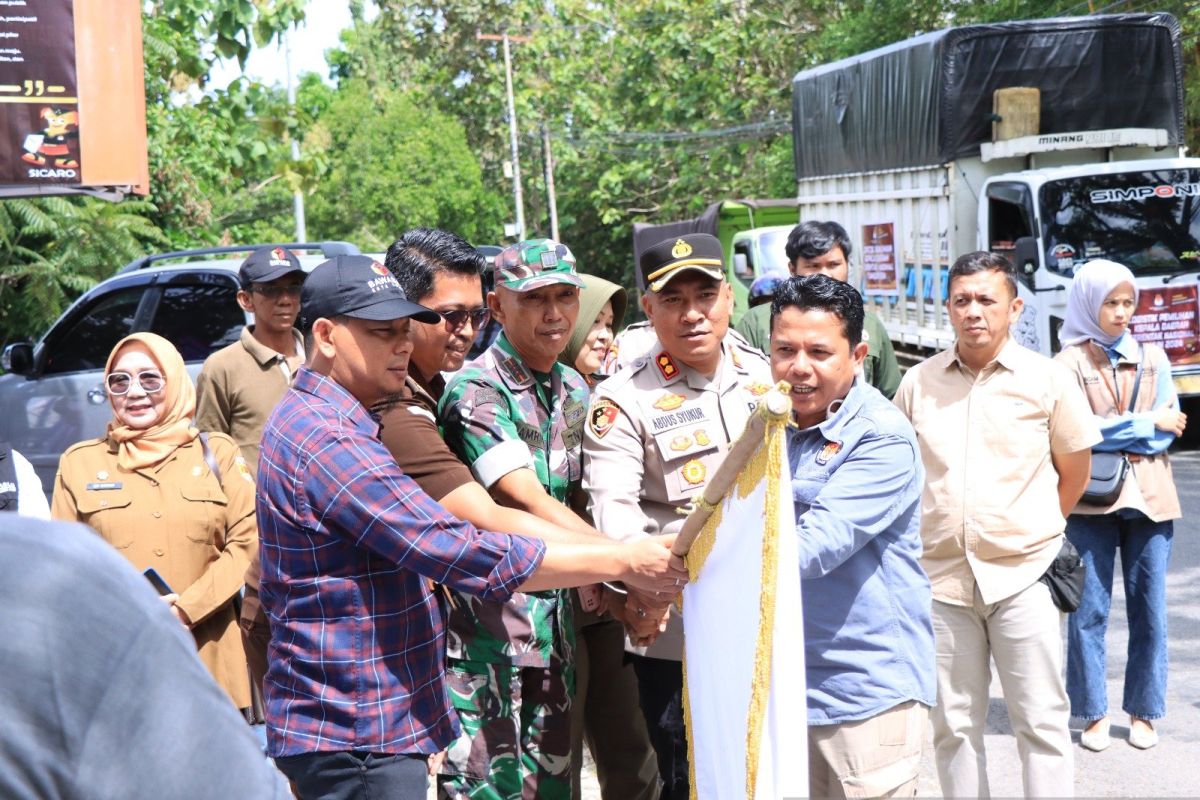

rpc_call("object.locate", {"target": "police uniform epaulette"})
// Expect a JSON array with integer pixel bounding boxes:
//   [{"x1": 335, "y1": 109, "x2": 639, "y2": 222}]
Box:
[
  {"x1": 599, "y1": 359, "x2": 643, "y2": 392},
  {"x1": 731, "y1": 338, "x2": 769, "y2": 366}
]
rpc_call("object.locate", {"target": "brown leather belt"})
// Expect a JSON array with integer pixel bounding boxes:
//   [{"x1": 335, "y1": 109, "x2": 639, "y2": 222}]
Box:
[{"x1": 1125, "y1": 453, "x2": 1144, "y2": 464}]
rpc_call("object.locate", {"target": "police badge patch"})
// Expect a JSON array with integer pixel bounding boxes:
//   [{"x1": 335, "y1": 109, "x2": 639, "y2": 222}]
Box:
[{"x1": 589, "y1": 398, "x2": 620, "y2": 438}]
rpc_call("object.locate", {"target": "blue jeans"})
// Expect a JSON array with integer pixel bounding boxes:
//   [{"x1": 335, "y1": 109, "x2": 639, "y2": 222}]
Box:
[{"x1": 1065, "y1": 512, "x2": 1173, "y2": 721}]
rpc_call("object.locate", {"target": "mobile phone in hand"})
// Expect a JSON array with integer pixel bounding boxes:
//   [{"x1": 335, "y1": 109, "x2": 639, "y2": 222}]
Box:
[{"x1": 143, "y1": 567, "x2": 173, "y2": 596}]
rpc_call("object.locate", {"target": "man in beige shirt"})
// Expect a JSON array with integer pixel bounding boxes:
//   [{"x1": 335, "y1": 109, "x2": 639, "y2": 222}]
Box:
[{"x1": 895, "y1": 252, "x2": 1100, "y2": 798}]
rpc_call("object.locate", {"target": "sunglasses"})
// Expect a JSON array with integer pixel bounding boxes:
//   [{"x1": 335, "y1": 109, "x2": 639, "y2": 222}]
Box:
[
  {"x1": 440, "y1": 307, "x2": 490, "y2": 332},
  {"x1": 106, "y1": 370, "x2": 166, "y2": 395},
  {"x1": 250, "y1": 284, "x2": 303, "y2": 300}
]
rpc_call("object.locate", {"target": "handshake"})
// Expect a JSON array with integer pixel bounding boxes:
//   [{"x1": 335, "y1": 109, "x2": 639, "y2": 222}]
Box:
[{"x1": 592, "y1": 532, "x2": 687, "y2": 646}]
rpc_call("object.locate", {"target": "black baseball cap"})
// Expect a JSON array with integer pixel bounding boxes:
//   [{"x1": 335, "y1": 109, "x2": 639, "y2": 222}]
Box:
[
  {"x1": 639, "y1": 233, "x2": 725, "y2": 292},
  {"x1": 300, "y1": 255, "x2": 440, "y2": 329},
  {"x1": 239, "y1": 246, "x2": 304, "y2": 286}
]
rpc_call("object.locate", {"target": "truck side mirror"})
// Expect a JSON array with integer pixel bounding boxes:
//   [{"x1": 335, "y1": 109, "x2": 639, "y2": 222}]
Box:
[
  {"x1": 2, "y1": 342, "x2": 33, "y2": 375},
  {"x1": 1013, "y1": 236, "x2": 1039, "y2": 276},
  {"x1": 733, "y1": 252, "x2": 752, "y2": 278}
]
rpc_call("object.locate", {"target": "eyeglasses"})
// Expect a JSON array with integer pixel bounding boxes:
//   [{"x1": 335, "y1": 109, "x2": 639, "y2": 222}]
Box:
[
  {"x1": 250, "y1": 285, "x2": 303, "y2": 300},
  {"x1": 440, "y1": 307, "x2": 490, "y2": 332},
  {"x1": 106, "y1": 370, "x2": 166, "y2": 395}
]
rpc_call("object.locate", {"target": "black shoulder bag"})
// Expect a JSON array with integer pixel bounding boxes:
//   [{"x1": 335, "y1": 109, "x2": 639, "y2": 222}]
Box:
[{"x1": 1081, "y1": 348, "x2": 1142, "y2": 506}]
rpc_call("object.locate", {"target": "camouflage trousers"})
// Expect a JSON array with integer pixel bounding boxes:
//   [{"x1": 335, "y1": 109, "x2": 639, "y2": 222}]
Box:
[{"x1": 438, "y1": 658, "x2": 575, "y2": 800}]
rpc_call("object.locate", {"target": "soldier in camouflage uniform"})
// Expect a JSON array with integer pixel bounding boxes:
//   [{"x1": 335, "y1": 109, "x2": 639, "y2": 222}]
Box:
[{"x1": 437, "y1": 239, "x2": 593, "y2": 800}]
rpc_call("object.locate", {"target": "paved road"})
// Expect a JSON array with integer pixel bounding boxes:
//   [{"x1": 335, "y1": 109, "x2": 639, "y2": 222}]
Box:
[{"x1": 910, "y1": 443, "x2": 1200, "y2": 798}]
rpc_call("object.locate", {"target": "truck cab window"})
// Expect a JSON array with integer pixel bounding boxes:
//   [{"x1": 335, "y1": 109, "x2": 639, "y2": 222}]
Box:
[{"x1": 987, "y1": 183, "x2": 1035, "y2": 255}]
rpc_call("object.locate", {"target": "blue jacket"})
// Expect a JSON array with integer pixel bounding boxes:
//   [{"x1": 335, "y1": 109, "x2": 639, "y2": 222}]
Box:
[{"x1": 788, "y1": 379, "x2": 936, "y2": 725}]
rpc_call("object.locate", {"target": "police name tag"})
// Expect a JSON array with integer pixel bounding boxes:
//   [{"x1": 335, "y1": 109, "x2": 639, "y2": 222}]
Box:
[{"x1": 86, "y1": 482, "x2": 124, "y2": 491}]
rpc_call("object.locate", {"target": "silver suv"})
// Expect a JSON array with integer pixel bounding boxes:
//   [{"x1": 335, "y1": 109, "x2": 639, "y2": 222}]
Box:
[{"x1": 0, "y1": 242, "x2": 358, "y2": 489}]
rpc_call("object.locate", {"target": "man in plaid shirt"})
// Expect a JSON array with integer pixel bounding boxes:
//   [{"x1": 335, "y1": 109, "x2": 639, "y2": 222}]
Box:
[{"x1": 257, "y1": 255, "x2": 686, "y2": 800}]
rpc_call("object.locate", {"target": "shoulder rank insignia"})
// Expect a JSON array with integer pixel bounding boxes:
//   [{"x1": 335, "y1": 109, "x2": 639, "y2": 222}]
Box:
[
  {"x1": 745, "y1": 381, "x2": 771, "y2": 397},
  {"x1": 816, "y1": 440, "x2": 842, "y2": 466},
  {"x1": 497, "y1": 355, "x2": 533, "y2": 389},
  {"x1": 653, "y1": 392, "x2": 686, "y2": 412},
  {"x1": 655, "y1": 351, "x2": 680, "y2": 381},
  {"x1": 589, "y1": 397, "x2": 620, "y2": 438},
  {"x1": 681, "y1": 458, "x2": 706, "y2": 485}
]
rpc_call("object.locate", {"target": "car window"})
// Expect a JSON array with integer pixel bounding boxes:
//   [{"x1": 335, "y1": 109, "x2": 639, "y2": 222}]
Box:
[
  {"x1": 42, "y1": 287, "x2": 143, "y2": 375},
  {"x1": 149, "y1": 283, "x2": 244, "y2": 362}
]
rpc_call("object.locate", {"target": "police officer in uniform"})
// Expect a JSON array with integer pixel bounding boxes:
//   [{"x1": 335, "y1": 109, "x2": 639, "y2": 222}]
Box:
[{"x1": 582, "y1": 233, "x2": 773, "y2": 800}]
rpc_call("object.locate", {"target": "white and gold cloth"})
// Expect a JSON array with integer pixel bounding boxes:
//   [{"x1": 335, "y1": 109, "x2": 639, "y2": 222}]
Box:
[{"x1": 682, "y1": 415, "x2": 807, "y2": 799}]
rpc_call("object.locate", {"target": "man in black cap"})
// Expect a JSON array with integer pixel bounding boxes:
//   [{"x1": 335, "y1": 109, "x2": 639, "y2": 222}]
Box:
[
  {"x1": 257, "y1": 255, "x2": 686, "y2": 800},
  {"x1": 581, "y1": 234, "x2": 772, "y2": 800},
  {"x1": 195, "y1": 245, "x2": 307, "y2": 712}
]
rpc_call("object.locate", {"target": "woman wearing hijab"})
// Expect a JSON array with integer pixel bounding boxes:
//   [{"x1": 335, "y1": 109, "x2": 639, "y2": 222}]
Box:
[
  {"x1": 558, "y1": 275, "x2": 659, "y2": 800},
  {"x1": 563, "y1": 273, "x2": 627, "y2": 387},
  {"x1": 51, "y1": 332, "x2": 257, "y2": 709},
  {"x1": 1053, "y1": 260, "x2": 1186, "y2": 753}
]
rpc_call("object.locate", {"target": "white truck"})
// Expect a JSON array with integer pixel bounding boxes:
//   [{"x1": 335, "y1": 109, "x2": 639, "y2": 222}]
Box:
[{"x1": 790, "y1": 12, "x2": 1200, "y2": 398}]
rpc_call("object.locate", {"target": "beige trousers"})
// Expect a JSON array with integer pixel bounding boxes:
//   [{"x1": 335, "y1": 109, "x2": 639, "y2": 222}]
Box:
[
  {"x1": 931, "y1": 580, "x2": 1073, "y2": 798},
  {"x1": 808, "y1": 700, "x2": 927, "y2": 799}
]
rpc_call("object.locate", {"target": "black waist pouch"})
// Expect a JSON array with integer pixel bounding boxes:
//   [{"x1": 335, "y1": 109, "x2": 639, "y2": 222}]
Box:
[{"x1": 1039, "y1": 537, "x2": 1086, "y2": 613}]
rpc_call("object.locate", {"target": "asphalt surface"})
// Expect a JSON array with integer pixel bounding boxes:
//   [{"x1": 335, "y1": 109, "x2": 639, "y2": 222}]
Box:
[{"x1": 943, "y1": 443, "x2": 1200, "y2": 799}]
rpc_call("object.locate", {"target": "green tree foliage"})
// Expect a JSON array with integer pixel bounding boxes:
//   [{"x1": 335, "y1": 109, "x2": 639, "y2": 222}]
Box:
[
  {"x1": 0, "y1": 198, "x2": 167, "y2": 344},
  {"x1": 302, "y1": 80, "x2": 504, "y2": 249},
  {"x1": 352, "y1": 0, "x2": 1200, "y2": 292}
]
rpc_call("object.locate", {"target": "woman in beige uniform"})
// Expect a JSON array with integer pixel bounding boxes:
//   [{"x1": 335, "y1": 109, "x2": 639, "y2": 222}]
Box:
[{"x1": 51, "y1": 332, "x2": 256, "y2": 709}]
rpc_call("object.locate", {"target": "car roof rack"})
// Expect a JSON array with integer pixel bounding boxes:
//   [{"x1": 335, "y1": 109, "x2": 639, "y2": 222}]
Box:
[{"x1": 117, "y1": 241, "x2": 360, "y2": 274}]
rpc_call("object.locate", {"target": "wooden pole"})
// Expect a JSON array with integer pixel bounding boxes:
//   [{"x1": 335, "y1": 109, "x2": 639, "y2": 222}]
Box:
[{"x1": 671, "y1": 386, "x2": 791, "y2": 557}]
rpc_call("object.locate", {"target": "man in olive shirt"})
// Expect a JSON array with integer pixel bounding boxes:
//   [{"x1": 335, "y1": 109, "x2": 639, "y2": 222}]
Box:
[
  {"x1": 895, "y1": 252, "x2": 1099, "y2": 798},
  {"x1": 195, "y1": 245, "x2": 305, "y2": 707},
  {"x1": 196, "y1": 246, "x2": 306, "y2": 464},
  {"x1": 735, "y1": 220, "x2": 901, "y2": 398}
]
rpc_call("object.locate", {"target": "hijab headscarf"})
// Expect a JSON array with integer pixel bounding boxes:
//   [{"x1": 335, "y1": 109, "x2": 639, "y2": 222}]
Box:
[
  {"x1": 560, "y1": 273, "x2": 628, "y2": 374},
  {"x1": 1059, "y1": 259, "x2": 1138, "y2": 348},
  {"x1": 104, "y1": 332, "x2": 197, "y2": 470}
]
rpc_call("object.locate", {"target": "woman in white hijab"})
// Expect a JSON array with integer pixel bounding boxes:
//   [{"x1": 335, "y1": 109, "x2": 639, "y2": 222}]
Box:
[{"x1": 1053, "y1": 260, "x2": 1186, "y2": 753}]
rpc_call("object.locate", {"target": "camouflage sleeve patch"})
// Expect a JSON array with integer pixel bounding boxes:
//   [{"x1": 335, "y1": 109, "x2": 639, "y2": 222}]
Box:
[
  {"x1": 588, "y1": 397, "x2": 621, "y2": 439},
  {"x1": 472, "y1": 384, "x2": 505, "y2": 408}
]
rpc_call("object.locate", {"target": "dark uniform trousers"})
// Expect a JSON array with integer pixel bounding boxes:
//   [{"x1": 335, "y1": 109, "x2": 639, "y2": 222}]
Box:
[{"x1": 569, "y1": 594, "x2": 660, "y2": 800}]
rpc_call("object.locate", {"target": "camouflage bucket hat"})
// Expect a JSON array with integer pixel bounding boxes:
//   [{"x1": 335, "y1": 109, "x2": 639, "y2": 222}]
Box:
[{"x1": 493, "y1": 238, "x2": 586, "y2": 292}]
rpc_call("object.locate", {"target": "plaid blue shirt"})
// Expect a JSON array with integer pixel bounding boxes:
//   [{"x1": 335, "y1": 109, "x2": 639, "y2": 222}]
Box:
[{"x1": 257, "y1": 367, "x2": 545, "y2": 757}]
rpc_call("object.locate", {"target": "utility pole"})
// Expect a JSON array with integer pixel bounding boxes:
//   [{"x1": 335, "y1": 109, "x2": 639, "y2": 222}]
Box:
[
  {"x1": 285, "y1": 28, "x2": 306, "y2": 242},
  {"x1": 478, "y1": 30, "x2": 530, "y2": 241},
  {"x1": 542, "y1": 123, "x2": 559, "y2": 241}
]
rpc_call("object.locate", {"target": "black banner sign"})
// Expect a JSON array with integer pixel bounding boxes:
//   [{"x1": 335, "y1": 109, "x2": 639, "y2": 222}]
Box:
[{"x1": 0, "y1": 0, "x2": 80, "y2": 185}]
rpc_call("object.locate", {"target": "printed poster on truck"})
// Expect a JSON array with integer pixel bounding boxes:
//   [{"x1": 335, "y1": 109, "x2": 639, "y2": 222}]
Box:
[
  {"x1": 1130, "y1": 285, "x2": 1200, "y2": 367},
  {"x1": 861, "y1": 222, "x2": 900, "y2": 296},
  {"x1": 0, "y1": 0, "x2": 80, "y2": 185}
]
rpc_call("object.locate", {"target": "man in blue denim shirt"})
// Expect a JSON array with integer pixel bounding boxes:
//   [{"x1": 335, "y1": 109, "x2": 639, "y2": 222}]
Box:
[{"x1": 768, "y1": 275, "x2": 935, "y2": 798}]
